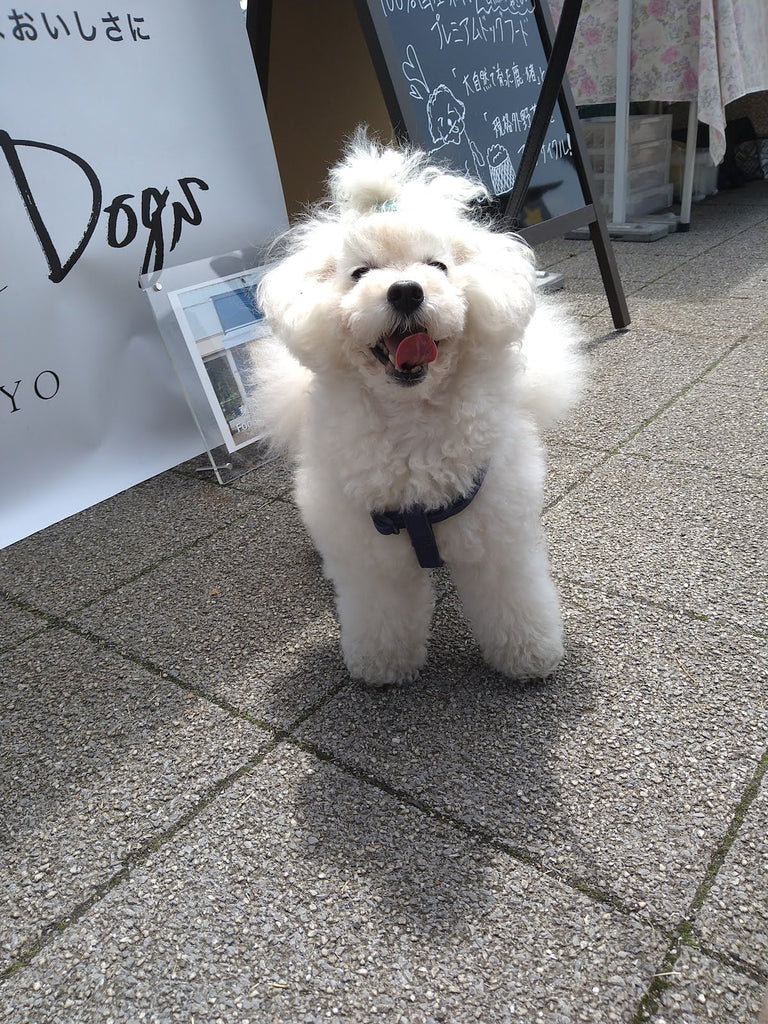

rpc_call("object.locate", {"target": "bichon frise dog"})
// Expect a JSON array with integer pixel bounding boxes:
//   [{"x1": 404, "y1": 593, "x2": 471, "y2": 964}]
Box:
[{"x1": 254, "y1": 135, "x2": 584, "y2": 687}]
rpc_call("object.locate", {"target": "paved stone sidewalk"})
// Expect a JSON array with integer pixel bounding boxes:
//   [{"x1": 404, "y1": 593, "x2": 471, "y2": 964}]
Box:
[{"x1": 1, "y1": 182, "x2": 767, "y2": 1023}]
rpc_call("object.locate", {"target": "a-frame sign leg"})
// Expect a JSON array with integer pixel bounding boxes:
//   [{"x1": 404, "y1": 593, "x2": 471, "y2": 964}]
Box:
[
  {"x1": 518, "y1": 0, "x2": 630, "y2": 330},
  {"x1": 588, "y1": 197, "x2": 631, "y2": 331}
]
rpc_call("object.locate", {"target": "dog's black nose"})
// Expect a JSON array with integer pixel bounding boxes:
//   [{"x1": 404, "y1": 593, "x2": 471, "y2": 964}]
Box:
[{"x1": 387, "y1": 280, "x2": 424, "y2": 315}]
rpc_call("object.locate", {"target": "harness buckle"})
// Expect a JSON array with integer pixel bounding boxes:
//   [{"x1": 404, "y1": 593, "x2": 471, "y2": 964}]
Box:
[
  {"x1": 369, "y1": 466, "x2": 488, "y2": 569},
  {"x1": 371, "y1": 512, "x2": 401, "y2": 536}
]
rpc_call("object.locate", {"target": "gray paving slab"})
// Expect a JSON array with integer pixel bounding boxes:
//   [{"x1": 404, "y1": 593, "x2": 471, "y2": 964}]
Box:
[
  {"x1": 626, "y1": 291, "x2": 768, "y2": 339},
  {"x1": 231, "y1": 452, "x2": 295, "y2": 498},
  {"x1": 624, "y1": 376, "x2": 768, "y2": 476},
  {"x1": 538, "y1": 206, "x2": 766, "y2": 271},
  {"x1": 298, "y1": 586, "x2": 768, "y2": 928},
  {"x1": 555, "y1": 288, "x2": 609, "y2": 321},
  {"x1": 538, "y1": 250, "x2": 620, "y2": 298},
  {"x1": 536, "y1": 245, "x2": 664, "y2": 309},
  {"x1": 542, "y1": 246, "x2": 768, "y2": 341},
  {"x1": 642, "y1": 208, "x2": 768, "y2": 254},
  {"x1": 0, "y1": 744, "x2": 667, "y2": 1024},
  {"x1": 0, "y1": 472, "x2": 266, "y2": 617},
  {"x1": 562, "y1": 328, "x2": 733, "y2": 451},
  {"x1": 0, "y1": 629, "x2": 270, "y2": 970},
  {"x1": 543, "y1": 441, "x2": 610, "y2": 507},
  {"x1": 533, "y1": 235, "x2": 584, "y2": 268},
  {"x1": 694, "y1": 770, "x2": 768, "y2": 973},
  {"x1": 72, "y1": 500, "x2": 347, "y2": 727},
  {"x1": 711, "y1": 334, "x2": 768, "y2": 387},
  {"x1": 545, "y1": 453, "x2": 767, "y2": 632},
  {"x1": 635, "y1": 250, "x2": 768, "y2": 303},
  {"x1": 709, "y1": 182, "x2": 768, "y2": 207},
  {"x1": 606, "y1": 249, "x2": 711, "y2": 294},
  {"x1": 648, "y1": 947, "x2": 765, "y2": 1024},
  {"x1": 0, "y1": 598, "x2": 48, "y2": 652}
]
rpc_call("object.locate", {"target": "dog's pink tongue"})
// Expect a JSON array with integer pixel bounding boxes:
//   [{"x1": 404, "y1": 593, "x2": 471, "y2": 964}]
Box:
[{"x1": 394, "y1": 332, "x2": 438, "y2": 370}]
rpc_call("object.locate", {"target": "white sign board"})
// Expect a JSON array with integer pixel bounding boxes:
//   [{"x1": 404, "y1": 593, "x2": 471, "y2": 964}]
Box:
[{"x1": 0, "y1": 1, "x2": 287, "y2": 549}]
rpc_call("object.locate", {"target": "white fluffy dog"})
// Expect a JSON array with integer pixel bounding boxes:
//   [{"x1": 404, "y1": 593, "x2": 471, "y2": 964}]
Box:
[{"x1": 254, "y1": 135, "x2": 584, "y2": 687}]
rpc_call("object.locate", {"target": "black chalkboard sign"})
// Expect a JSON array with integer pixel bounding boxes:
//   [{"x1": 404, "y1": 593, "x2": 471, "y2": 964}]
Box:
[
  {"x1": 245, "y1": 0, "x2": 629, "y2": 328},
  {"x1": 356, "y1": 0, "x2": 584, "y2": 230}
]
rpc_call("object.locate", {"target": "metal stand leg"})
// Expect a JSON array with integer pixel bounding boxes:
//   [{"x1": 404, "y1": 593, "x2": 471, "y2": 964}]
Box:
[{"x1": 679, "y1": 100, "x2": 698, "y2": 231}]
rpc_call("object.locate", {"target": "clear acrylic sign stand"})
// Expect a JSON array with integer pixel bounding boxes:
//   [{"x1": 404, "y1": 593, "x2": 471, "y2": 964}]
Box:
[{"x1": 141, "y1": 247, "x2": 278, "y2": 484}]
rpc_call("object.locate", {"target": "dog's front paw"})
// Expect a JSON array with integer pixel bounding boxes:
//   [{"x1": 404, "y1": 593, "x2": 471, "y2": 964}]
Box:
[
  {"x1": 344, "y1": 650, "x2": 425, "y2": 689},
  {"x1": 483, "y1": 634, "x2": 564, "y2": 681},
  {"x1": 336, "y1": 584, "x2": 432, "y2": 688}
]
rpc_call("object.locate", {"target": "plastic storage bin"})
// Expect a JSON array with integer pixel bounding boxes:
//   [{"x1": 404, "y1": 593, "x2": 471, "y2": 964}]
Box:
[
  {"x1": 669, "y1": 142, "x2": 718, "y2": 201},
  {"x1": 593, "y1": 160, "x2": 671, "y2": 201},
  {"x1": 624, "y1": 183, "x2": 674, "y2": 217},
  {"x1": 589, "y1": 137, "x2": 671, "y2": 175},
  {"x1": 582, "y1": 113, "x2": 673, "y2": 150},
  {"x1": 581, "y1": 113, "x2": 673, "y2": 216}
]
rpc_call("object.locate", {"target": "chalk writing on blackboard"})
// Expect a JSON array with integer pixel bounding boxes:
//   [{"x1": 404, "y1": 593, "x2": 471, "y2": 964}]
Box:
[{"x1": 366, "y1": 0, "x2": 583, "y2": 223}]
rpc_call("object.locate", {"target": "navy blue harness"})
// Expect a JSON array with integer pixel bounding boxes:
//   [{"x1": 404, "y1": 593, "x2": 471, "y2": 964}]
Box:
[{"x1": 370, "y1": 467, "x2": 487, "y2": 569}]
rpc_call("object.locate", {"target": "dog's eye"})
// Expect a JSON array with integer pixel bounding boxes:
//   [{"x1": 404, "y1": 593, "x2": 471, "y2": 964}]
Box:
[
  {"x1": 428, "y1": 260, "x2": 448, "y2": 273},
  {"x1": 351, "y1": 266, "x2": 370, "y2": 282}
]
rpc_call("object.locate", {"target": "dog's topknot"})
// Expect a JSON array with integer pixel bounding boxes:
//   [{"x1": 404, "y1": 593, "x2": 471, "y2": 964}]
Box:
[{"x1": 328, "y1": 129, "x2": 488, "y2": 221}]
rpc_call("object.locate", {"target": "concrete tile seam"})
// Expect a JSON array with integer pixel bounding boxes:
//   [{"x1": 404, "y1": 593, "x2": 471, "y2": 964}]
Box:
[
  {"x1": 229, "y1": 481, "x2": 294, "y2": 502},
  {"x1": 545, "y1": 438, "x2": 617, "y2": 454},
  {"x1": 290, "y1": 717, "x2": 768, "y2": 969},
  {"x1": 543, "y1": 451, "x2": 614, "y2": 513},
  {"x1": 632, "y1": 927, "x2": 767, "y2": 1023},
  {"x1": 0, "y1": 502, "x2": 275, "y2": 621},
  {"x1": 632, "y1": 746, "x2": 768, "y2": 1021},
  {"x1": 1, "y1": 595, "x2": 354, "y2": 736},
  {"x1": 70, "y1": 610, "x2": 352, "y2": 737},
  {"x1": 687, "y1": 939, "x2": 768, "y2": 988},
  {"x1": 553, "y1": 251, "x2": 704, "y2": 301},
  {"x1": 684, "y1": 745, "x2": 768, "y2": 925},
  {"x1": 67, "y1": 498, "x2": 287, "y2": 606},
  {"x1": 0, "y1": 593, "x2": 52, "y2": 656},
  {"x1": 588, "y1": 446, "x2": 768, "y2": 484},
  {"x1": 632, "y1": 933, "x2": 696, "y2": 1024},
  {"x1": 275, "y1": 676, "x2": 355, "y2": 737},
  {"x1": 598, "y1": 336, "x2": 752, "y2": 456},
  {"x1": 619, "y1": 261, "x2": 700, "y2": 298},
  {"x1": 577, "y1": 297, "x2": 768, "y2": 342},
  {"x1": 0, "y1": 739, "x2": 284, "y2": 983},
  {"x1": 0, "y1": 608, "x2": 277, "y2": 734},
  {"x1": 561, "y1": 577, "x2": 767, "y2": 643},
  {"x1": 287, "y1": 734, "x2": 653, "y2": 927},
  {"x1": 632, "y1": 930, "x2": 722, "y2": 1024}
]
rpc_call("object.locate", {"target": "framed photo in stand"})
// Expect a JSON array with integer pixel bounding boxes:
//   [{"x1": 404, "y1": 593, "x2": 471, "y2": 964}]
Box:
[{"x1": 142, "y1": 248, "x2": 277, "y2": 483}]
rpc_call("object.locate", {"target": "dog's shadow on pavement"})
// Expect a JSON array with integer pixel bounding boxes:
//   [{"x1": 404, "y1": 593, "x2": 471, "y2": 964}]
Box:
[{"x1": 285, "y1": 582, "x2": 603, "y2": 942}]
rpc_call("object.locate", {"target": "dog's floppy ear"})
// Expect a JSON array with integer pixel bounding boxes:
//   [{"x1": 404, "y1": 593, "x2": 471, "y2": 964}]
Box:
[
  {"x1": 456, "y1": 225, "x2": 538, "y2": 349},
  {"x1": 257, "y1": 222, "x2": 345, "y2": 373}
]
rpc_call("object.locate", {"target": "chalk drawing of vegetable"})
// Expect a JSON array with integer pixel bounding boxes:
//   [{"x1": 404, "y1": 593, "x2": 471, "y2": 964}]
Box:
[{"x1": 487, "y1": 143, "x2": 516, "y2": 194}]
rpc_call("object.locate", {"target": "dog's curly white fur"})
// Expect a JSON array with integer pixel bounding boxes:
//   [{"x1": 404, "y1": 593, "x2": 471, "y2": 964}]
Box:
[{"x1": 253, "y1": 135, "x2": 585, "y2": 687}]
